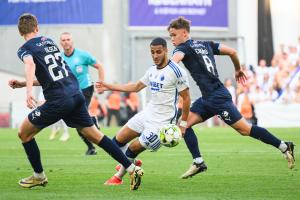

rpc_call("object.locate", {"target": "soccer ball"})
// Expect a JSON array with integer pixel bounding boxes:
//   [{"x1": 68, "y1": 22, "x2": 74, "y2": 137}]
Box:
[{"x1": 159, "y1": 124, "x2": 182, "y2": 147}]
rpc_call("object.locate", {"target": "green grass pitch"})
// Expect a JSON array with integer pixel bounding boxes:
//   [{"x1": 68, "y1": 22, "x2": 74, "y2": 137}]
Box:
[{"x1": 0, "y1": 127, "x2": 299, "y2": 200}]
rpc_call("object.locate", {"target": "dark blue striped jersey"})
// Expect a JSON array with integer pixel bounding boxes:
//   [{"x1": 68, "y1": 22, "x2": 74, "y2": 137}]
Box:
[
  {"x1": 173, "y1": 39, "x2": 223, "y2": 98},
  {"x1": 17, "y1": 36, "x2": 80, "y2": 100}
]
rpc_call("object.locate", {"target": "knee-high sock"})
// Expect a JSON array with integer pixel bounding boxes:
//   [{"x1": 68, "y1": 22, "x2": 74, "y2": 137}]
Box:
[
  {"x1": 184, "y1": 128, "x2": 202, "y2": 159},
  {"x1": 112, "y1": 136, "x2": 129, "y2": 154},
  {"x1": 250, "y1": 125, "x2": 282, "y2": 149},
  {"x1": 22, "y1": 138, "x2": 43, "y2": 173},
  {"x1": 115, "y1": 148, "x2": 138, "y2": 178},
  {"x1": 98, "y1": 136, "x2": 133, "y2": 170}
]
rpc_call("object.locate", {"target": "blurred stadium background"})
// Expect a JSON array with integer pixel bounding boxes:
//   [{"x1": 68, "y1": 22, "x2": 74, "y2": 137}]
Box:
[
  {"x1": 0, "y1": 0, "x2": 299, "y2": 128},
  {"x1": 0, "y1": 1, "x2": 300, "y2": 199}
]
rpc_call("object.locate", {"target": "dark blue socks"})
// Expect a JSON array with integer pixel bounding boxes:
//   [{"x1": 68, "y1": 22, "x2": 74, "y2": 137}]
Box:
[
  {"x1": 98, "y1": 135, "x2": 131, "y2": 169},
  {"x1": 22, "y1": 138, "x2": 43, "y2": 173},
  {"x1": 184, "y1": 128, "x2": 202, "y2": 159},
  {"x1": 112, "y1": 136, "x2": 126, "y2": 147},
  {"x1": 125, "y1": 148, "x2": 138, "y2": 159},
  {"x1": 250, "y1": 125, "x2": 281, "y2": 148}
]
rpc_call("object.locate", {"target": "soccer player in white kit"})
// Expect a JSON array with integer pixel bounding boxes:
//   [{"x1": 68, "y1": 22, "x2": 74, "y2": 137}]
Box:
[{"x1": 96, "y1": 37, "x2": 191, "y2": 185}]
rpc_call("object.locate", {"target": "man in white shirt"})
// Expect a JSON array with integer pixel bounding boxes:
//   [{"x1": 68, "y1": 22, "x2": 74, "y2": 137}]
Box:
[{"x1": 96, "y1": 37, "x2": 191, "y2": 185}]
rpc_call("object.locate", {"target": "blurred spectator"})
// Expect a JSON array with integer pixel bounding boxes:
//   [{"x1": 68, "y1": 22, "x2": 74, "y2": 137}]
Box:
[
  {"x1": 89, "y1": 95, "x2": 107, "y2": 126},
  {"x1": 49, "y1": 120, "x2": 69, "y2": 142},
  {"x1": 255, "y1": 59, "x2": 269, "y2": 87},
  {"x1": 288, "y1": 46, "x2": 299, "y2": 68},
  {"x1": 98, "y1": 101, "x2": 107, "y2": 125},
  {"x1": 268, "y1": 59, "x2": 279, "y2": 82},
  {"x1": 260, "y1": 73, "x2": 272, "y2": 94},
  {"x1": 279, "y1": 86, "x2": 295, "y2": 104},
  {"x1": 278, "y1": 52, "x2": 293, "y2": 73},
  {"x1": 106, "y1": 91, "x2": 121, "y2": 126},
  {"x1": 249, "y1": 86, "x2": 267, "y2": 104},
  {"x1": 89, "y1": 95, "x2": 100, "y2": 117},
  {"x1": 242, "y1": 64, "x2": 255, "y2": 85},
  {"x1": 266, "y1": 86, "x2": 279, "y2": 101},
  {"x1": 273, "y1": 67, "x2": 290, "y2": 96},
  {"x1": 273, "y1": 43, "x2": 286, "y2": 64},
  {"x1": 294, "y1": 86, "x2": 300, "y2": 103},
  {"x1": 124, "y1": 91, "x2": 140, "y2": 120},
  {"x1": 224, "y1": 78, "x2": 236, "y2": 104},
  {"x1": 237, "y1": 87, "x2": 257, "y2": 125}
]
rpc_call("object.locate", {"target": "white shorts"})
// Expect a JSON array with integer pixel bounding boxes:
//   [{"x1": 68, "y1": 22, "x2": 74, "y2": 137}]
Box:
[{"x1": 126, "y1": 111, "x2": 168, "y2": 151}]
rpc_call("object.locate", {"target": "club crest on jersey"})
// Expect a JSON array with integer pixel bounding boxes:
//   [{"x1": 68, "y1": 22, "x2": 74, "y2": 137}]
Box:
[
  {"x1": 31, "y1": 109, "x2": 41, "y2": 120},
  {"x1": 221, "y1": 110, "x2": 231, "y2": 121},
  {"x1": 160, "y1": 75, "x2": 165, "y2": 81},
  {"x1": 76, "y1": 65, "x2": 83, "y2": 73}
]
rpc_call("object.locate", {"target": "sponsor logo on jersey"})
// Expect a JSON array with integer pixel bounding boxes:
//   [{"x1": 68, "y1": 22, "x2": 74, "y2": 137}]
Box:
[
  {"x1": 36, "y1": 39, "x2": 56, "y2": 47},
  {"x1": 221, "y1": 110, "x2": 231, "y2": 121},
  {"x1": 191, "y1": 42, "x2": 205, "y2": 48},
  {"x1": 150, "y1": 81, "x2": 163, "y2": 91},
  {"x1": 31, "y1": 109, "x2": 41, "y2": 120}
]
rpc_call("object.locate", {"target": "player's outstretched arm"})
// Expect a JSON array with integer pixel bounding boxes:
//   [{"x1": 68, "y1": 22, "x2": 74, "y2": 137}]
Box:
[
  {"x1": 8, "y1": 79, "x2": 26, "y2": 89},
  {"x1": 219, "y1": 44, "x2": 247, "y2": 85},
  {"x1": 8, "y1": 79, "x2": 40, "y2": 89},
  {"x1": 96, "y1": 81, "x2": 146, "y2": 93}
]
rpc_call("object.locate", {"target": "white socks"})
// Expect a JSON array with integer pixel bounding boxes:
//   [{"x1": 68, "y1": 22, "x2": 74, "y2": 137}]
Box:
[
  {"x1": 278, "y1": 141, "x2": 288, "y2": 153},
  {"x1": 193, "y1": 157, "x2": 204, "y2": 164},
  {"x1": 34, "y1": 171, "x2": 46, "y2": 179},
  {"x1": 115, "y1": 157, "x2": 135, "y2": 178}
]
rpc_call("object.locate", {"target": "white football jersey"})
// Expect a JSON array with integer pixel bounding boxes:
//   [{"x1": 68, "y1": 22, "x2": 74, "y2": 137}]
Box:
[{"x1": 140, "y1": 60, "x2": 189, "y2": 124}]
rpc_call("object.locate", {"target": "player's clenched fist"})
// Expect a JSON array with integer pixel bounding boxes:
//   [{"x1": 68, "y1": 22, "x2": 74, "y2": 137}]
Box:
[{"x1": 8, "y1": 79, "x2": 25, "y2": 89}]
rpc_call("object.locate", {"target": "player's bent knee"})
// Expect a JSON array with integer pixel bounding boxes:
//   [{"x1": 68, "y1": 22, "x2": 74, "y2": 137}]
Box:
[
  {"x1": 18, "y1": 131, "x2": 33, "y2": 142},
  {"x1": 235, "y1": 127, "x2": 250, "y2": 136},
  {"x1": 239, "y1": 130, "x2": 249, "y2": 136},
  {"x1": 80, "y1": 126, "x2": 104, "y2": 144}
]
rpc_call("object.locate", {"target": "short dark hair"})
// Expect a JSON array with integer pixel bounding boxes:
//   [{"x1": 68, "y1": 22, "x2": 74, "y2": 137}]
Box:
[
  {"x1": 18, "y1": 13, "x2": 38, "y2": 35},
  {"x1": 167, "y1": 16, "x2": 191, "y2": 32},
  {"x1": 150, "y1": 37, "x2": 167, "y2": 48}
]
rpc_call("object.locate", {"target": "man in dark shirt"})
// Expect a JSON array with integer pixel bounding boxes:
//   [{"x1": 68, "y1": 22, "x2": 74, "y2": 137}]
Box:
[
  {"x1": 8, "y1": 13, "x2": 143, "y2": 190},
  {"x1": 167, "y1": 16, "x2": 295, "y2": 179}
]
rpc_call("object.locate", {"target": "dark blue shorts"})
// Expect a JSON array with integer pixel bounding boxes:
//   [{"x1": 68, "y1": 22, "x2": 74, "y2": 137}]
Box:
[
  {"x1": 190, "y1": 87, "x2": 242, "y2": 125},
  {"x1": 28, "y1": 93, "x2": 93, "y2": 129}
]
